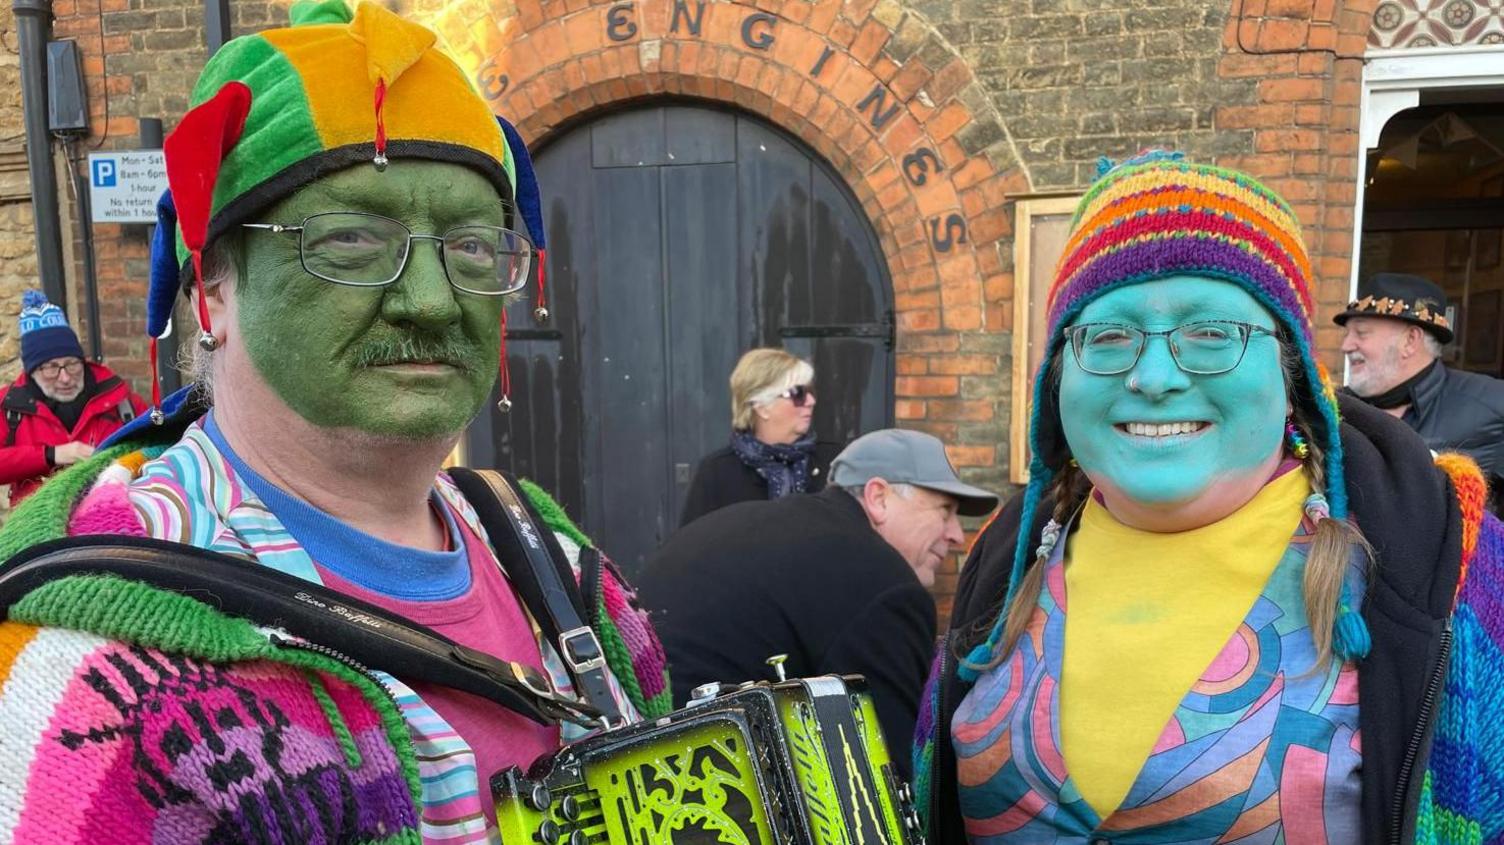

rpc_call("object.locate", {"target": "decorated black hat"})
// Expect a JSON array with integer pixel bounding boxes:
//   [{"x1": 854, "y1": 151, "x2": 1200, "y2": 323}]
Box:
[{"x1": 1333, "y1": 272, "x2": 1453, "y2": 344}]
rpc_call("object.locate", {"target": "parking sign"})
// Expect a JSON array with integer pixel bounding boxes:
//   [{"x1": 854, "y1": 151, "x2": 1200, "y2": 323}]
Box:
[{"x1": 86, "y1": 151, "x2": 168, "y2": 223}]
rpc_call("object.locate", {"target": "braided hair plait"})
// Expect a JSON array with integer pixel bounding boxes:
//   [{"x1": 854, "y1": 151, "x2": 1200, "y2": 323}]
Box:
[
  {"x1": 992, "y1": 462, "x2": 1089, "y2": 660},
  {"x1": 1291, "y1": 412, "x2": 1373, "y2": 670}
]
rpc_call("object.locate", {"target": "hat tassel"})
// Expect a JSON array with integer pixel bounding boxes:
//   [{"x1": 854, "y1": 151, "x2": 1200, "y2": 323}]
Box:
[
  {"x1": 190, "y1": 251, "x2": 218, "y2": 351},
  {"x1": 496, "y1": 309, "x2": 512, "y2": 413},
  {"x1": 147, "y1": 335, "x2": 165, "y2": 425},
  {"x1": 372, "y1": 78, "x2": 389, "y2": 171},
  {"x1": 533, "y1": 248, "x2": 549, "y2": 323}
]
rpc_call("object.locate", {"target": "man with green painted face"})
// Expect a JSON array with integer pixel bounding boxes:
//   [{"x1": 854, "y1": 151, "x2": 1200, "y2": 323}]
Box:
[{"x1": 0, "y1": 4, "x2": 669, "y2": 841}]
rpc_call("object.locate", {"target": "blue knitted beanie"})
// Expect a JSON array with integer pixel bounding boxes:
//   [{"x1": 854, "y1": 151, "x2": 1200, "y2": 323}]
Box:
[{"x1": 18, "y1": 289, "x2": 84, "y2": 374}]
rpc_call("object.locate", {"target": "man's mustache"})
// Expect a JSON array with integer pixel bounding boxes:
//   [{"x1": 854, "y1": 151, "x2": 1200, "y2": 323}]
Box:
[{"x1": 351, "y1": 331, "x2": 482, "y2": 370}]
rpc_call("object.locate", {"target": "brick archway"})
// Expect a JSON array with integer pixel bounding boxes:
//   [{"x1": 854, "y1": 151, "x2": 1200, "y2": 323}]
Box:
[{"x1": 412, "y1": 0, "x2": 1025, "y2": 500}]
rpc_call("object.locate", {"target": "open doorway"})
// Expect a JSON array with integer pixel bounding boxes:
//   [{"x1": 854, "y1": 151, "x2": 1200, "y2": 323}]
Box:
[{"x1": 1360, "y1": 96, "x2": 1504, "y2": 377}]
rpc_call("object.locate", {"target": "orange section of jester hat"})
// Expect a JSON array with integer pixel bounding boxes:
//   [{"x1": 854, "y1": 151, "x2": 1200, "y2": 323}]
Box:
[{"x1": 258, "y1": 3, "x2": 507, "y2": 173}]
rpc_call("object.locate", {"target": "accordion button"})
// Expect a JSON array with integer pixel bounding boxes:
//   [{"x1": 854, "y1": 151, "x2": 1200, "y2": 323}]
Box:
[
  {"x1": 528, "y1": 782, "x2": 553, "y2": 811},
  {"x1": 536, "y1": 820, "x2": 560, "y2": 843},
  {"x1": 569, "y1": 830, "x2": 589, "y2": 845},
  {"x1": 560, "y1": 795, "x2": 581, "y2": 821}
]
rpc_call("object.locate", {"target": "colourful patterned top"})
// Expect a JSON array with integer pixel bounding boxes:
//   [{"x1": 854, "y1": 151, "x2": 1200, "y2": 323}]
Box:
[
  {"x1": 952, "y1": 507, "x2": 1364, "y2": 843},
  {"x1": 0, "y1": 416, "x2": 671, "y2": 845}
]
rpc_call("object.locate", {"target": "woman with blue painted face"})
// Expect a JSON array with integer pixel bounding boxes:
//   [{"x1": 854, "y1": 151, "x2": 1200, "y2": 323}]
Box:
[{"x1": 911, "y1": 153, "x2": 1504, "y2": 844}]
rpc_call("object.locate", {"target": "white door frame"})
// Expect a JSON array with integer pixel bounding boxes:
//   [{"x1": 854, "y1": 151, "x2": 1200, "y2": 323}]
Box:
[{"x1": 1352, "y1": 46, "x2": 1504, "y2": 299}]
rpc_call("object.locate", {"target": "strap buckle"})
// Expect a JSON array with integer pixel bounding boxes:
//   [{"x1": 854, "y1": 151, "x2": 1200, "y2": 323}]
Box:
[{"x1": 559, "y1": 626, "x2": 607, "y2": 674}]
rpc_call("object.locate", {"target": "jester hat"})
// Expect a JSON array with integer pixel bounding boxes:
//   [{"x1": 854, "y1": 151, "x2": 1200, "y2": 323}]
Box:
[
  {"x1": 146, "y1": 0, "x2": 549, "y2": 415},
  {"x1": 957, "y1": 151, "x2": 1366, "y2": 681}
]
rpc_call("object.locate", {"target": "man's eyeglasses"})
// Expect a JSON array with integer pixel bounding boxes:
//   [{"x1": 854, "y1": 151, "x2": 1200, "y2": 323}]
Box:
[
  {"x1": 242, "y1": 211, "x2": 534, "y2": 296},
  {"x1": 778, "y1": 384, "x2": 815, "y2": 407},
  {"x1": 1063, "y1": 320, "x2": 1276, "y2": 376},
  {"x1": 33, "y1": 359, "x2": 84, "y2": 379}
]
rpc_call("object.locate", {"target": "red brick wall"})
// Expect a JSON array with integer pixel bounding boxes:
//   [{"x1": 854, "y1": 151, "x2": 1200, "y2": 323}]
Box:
[
  {"x1": 1215, "y1": 0, "x2": 1377, "y2": 372},
  {"x1": 21, "y1": 0, "x2": 1382, "y2": 617}
]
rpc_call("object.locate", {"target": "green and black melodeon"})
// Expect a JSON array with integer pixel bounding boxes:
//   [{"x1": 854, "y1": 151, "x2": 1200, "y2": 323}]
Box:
[{"x1": 493, "y1": 674, "x2": 925, "y2": 845}]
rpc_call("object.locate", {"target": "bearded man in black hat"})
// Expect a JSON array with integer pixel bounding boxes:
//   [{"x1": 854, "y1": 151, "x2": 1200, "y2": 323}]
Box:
[{"x1": 1335, "y1": 272, "x2": 1504, "y2": 487}]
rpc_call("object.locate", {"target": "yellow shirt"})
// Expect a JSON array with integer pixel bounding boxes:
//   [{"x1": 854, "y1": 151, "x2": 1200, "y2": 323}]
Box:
[{"x1": 1060, "y1": 469, "x2": 1308, "y2": 818}]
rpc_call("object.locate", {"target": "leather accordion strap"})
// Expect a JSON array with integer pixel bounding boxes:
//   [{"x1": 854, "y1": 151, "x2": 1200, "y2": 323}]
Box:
[
  {"x1": 448, "y1": 467, "x2": 627, "y2": 729},
  {"x1": 0, "y1": 536, "x2": 605, "y2": 728}
]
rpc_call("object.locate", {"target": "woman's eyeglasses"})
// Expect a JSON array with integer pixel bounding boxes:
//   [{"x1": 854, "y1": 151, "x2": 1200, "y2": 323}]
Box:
[
  {"x1": 1063, "y1": 320, "x2": 1276, "y2": 376},
  {"x1": 778, "y1": 384, "x2": 816, "y2": 407}
]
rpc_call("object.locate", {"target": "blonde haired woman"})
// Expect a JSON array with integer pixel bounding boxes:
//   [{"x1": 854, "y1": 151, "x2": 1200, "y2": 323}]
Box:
[{"x1": 679, "y1": 348, "x2": 844, "y2": 526}]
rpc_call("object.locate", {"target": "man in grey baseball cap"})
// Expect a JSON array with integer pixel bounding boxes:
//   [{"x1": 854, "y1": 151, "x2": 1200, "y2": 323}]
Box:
[
  {"x1": 832, "y1": 429, "x2": 1000, "y2": 517},
  {"x1": 637, "y1": 428, "x2": 998, "y2": 769}
]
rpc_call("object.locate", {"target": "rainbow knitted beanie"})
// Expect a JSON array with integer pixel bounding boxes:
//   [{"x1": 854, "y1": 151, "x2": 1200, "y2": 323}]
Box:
[{"x1": 958, "y1": 150, "x2": 1364, "y2": 680}]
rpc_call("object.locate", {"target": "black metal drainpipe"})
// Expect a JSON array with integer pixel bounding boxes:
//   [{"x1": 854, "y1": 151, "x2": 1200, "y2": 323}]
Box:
[
  {"x1": 64, "y1": 140, "x2": 102, "y2": 359},
  {"x1": 13, "y1": 0, "x2": 68, "y2": 311}
]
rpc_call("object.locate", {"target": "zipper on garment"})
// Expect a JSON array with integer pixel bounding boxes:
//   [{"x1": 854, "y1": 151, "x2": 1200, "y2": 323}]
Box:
[
  {"x1": 581, "y1": 548, "x2": 605, "y2": 632},
  {"x1": 270, "y1": 633, "x2": 405, "y2": 714},
  {"x1": 1388, "y1": 623, "x2": 1453, "y2": 845}
]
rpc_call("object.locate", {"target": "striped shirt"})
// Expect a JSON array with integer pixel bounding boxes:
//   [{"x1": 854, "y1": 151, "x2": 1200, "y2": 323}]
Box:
[{"x1": 124, "y1": 419, "x2": 639, "y2": 844}]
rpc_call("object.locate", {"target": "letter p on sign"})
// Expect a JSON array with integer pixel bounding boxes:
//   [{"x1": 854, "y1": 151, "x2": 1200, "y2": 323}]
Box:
[{"x1": 91, "y1": 158, "x2": 116, "y2": 188}]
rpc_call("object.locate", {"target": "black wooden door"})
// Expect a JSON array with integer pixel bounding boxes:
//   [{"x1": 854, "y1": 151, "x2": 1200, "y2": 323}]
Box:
[{"x1": 466, "y1": 103, "x2": 894, "y2": 574}]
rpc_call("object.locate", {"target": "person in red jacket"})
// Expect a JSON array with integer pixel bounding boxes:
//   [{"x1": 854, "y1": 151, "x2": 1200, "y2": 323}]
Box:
[{"x1": 0, "y1": 289, "x2": 146, "y2": 506}]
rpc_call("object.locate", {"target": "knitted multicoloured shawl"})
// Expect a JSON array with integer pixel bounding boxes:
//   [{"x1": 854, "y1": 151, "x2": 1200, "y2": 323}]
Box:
[
  {"x1": 912, "y1": 455, "x2": 1504, "y2": 844},
  {"x1": 0, "y1": 425, "x2": 671, "y2": 844}
]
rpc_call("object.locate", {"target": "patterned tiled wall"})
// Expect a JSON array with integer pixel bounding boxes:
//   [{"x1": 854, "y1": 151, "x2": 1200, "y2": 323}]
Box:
[{"x1": 1369, "y1": 0, "x2": 1504, "y2": 48}]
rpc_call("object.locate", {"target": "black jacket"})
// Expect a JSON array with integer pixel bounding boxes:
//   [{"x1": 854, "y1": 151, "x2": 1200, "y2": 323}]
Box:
[
  {"x1": 678, "y1": 440, "x2": 845, "y2": 527},
  {"x1": 924, "y1": 395, "x2": 1464, "y2": 844},
  {"x1": 640, "y1": 486, "x2": 937, "y2": 775},
  {"x1": 1401, "y1": 362, "x2": 1504, "y2": 485}
]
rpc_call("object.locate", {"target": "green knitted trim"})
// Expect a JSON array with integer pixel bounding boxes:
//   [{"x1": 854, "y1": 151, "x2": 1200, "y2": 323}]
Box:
[
  {"x1": 594, "y1": 601, "x2": 649, "y2": 714},
  {"x1": 11, "y1": 573, "x2": 272, "y2": 661},
  {"x1": 0, "y1": 440, "x2": 154, "y2": 561},
  {"x1": 305, "y1": 667, "x2": 364, "y2": 769},
  {"x1": 519, "y1": 477, "x2": 591, "y2": 548}
]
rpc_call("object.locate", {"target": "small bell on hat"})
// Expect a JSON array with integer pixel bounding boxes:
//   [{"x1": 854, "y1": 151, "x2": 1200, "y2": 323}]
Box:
[
  {"x1": 351, "y1": 2, "x2": 437, "y2": 172},
  {"x1": 496, "y1": 116, "x2": 549, "y2": 324}
]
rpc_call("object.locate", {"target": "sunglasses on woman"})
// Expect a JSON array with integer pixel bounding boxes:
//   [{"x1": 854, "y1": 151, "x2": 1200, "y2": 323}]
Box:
[{"x1": 778, "y1": 384, "x2": 816, "y2": 407}]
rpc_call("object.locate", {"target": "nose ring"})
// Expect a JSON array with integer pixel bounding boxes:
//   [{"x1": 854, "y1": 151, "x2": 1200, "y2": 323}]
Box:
[{"x1": 1127, "y1": 374, "x2": 1140, "y2": 391}]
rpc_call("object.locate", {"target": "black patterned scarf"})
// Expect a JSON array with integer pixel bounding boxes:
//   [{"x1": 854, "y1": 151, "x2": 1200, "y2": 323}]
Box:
[{"x1": 730, "y1": 429, "x2": 817, "y2": 500}]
